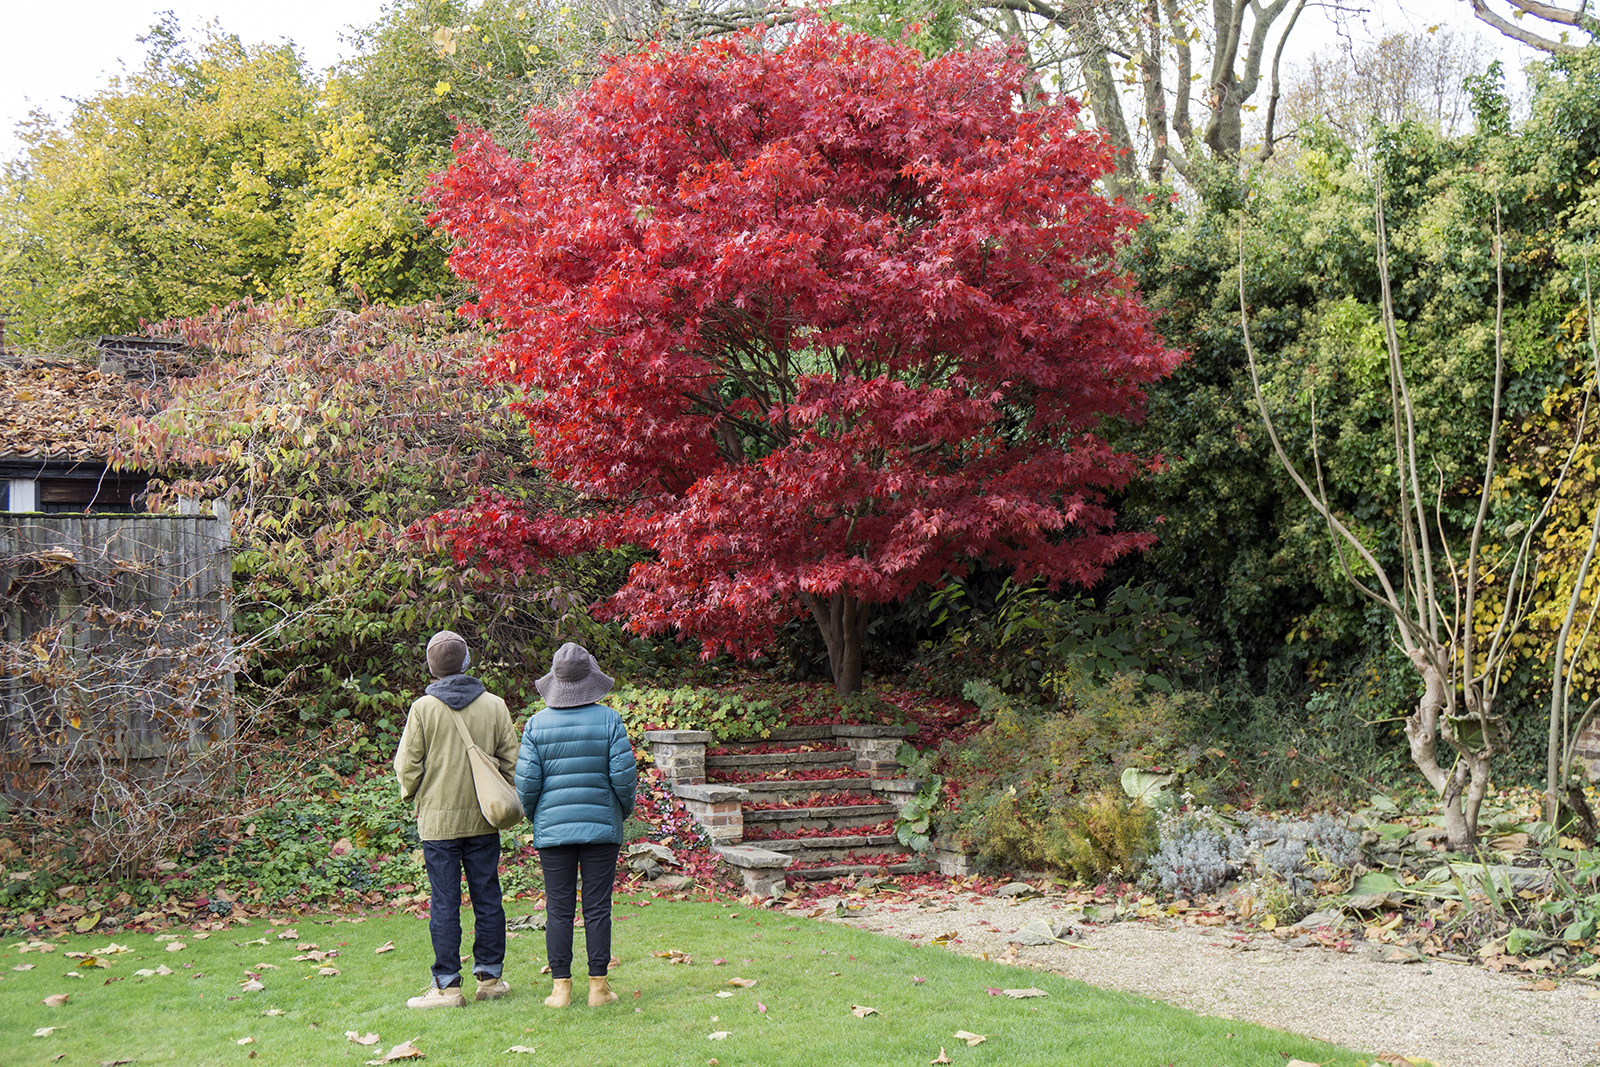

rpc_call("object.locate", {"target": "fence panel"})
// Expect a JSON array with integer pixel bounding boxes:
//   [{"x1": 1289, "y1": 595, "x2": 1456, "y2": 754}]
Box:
[{"x1": 0, "y1": 506, "x2": 233, "y2": 778}]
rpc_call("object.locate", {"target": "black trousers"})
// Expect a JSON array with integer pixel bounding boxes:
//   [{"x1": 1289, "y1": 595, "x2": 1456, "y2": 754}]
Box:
[{"x1": 538, "y1": 842, "x2": 619, "y2": 979}]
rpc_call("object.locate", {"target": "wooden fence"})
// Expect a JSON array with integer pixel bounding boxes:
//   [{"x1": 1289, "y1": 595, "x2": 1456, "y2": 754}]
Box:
[{"x1": 0, "y1": 504, "x2": 233, "y2": 777}]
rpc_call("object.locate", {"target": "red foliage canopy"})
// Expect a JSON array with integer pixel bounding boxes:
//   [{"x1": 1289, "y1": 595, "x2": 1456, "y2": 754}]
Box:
[{"x1": 428, "y1": 22, "x2": 1183, "y2": 693}]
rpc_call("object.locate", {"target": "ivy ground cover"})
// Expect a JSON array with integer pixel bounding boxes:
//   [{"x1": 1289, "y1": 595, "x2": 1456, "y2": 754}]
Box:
[{"x1": 3, "y1": 900, "x2": 1369, "y2": 1067}]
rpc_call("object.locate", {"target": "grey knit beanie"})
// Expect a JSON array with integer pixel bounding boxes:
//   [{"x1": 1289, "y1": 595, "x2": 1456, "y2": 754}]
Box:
[{"x1": 426, "y1": 630, "x2": 470, "y2": 678}]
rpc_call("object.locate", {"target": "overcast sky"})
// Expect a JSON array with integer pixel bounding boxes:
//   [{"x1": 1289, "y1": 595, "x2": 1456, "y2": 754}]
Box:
[{"x1": 0, "y1": 0, "x2": 1549, "y2": 162}]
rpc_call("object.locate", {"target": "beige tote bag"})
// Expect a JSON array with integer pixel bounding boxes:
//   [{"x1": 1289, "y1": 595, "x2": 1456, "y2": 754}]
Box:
[{"x1": 446, "y1": 706, "x2": 524, "y2": 830}]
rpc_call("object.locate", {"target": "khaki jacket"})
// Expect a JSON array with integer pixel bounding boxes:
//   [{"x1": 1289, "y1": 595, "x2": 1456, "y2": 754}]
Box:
[{"x1": 395, "y1": 689, "x2": 519, "y2": 841}]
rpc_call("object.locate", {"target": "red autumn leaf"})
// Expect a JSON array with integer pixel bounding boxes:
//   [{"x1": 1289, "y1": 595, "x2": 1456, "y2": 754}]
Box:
[{"x1": 428, "y1": 20, "x2": 1182, "y2": 694}]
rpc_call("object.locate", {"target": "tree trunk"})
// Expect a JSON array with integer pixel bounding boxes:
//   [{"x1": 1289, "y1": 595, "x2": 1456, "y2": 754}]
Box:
[
  {"x1": 801, "y1": 590, "x2": 870, "y2": 697},
  {"x1": 1402, "y1": 651, "x2": 1487, "y2": 849},
  {"x1": 1074, "y1": 28, "x2": 1137, "y2": 201}
]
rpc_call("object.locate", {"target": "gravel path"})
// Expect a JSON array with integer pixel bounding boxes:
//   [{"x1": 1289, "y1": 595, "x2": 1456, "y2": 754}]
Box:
[{"x1": 814, "y1": 891, "x2": 1600, "y2": 1067}]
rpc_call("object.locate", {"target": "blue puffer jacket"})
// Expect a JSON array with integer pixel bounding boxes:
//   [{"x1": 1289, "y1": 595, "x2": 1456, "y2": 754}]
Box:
[{"x1": 515, "y1": 702, "x2": 638, "y2": 848}]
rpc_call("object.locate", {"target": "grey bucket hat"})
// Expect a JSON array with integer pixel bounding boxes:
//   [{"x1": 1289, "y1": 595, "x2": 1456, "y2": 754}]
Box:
[{"x1": 535, "y1": 642, "x2": 614, "y2": 708}]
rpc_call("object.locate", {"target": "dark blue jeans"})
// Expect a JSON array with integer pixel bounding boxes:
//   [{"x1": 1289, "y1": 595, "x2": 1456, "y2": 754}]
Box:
[
  {"x1": 538, "y1": 843, "x2": 619, "y2": 979},
  {"x1": 421, "y1": 832, "x2": 505, "y2": 988}
]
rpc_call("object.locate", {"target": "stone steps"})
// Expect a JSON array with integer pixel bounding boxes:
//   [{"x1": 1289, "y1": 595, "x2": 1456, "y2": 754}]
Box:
[{"x1": 647, "y1": 723, "x2": 930, "y2": 896}]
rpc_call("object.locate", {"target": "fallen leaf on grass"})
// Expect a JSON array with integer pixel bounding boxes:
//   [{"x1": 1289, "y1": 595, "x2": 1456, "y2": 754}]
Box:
[
  {"x1": 505, "y1": 1046, "x2": 538, "y2": 1054},
  {"x1": 710, "y1": 957, "x2": 726, "y2": 966},
  {"x1": 43, "y1": 993, "x2": 70, "y2": 1007},
  {"x1": 18, "y1": 941, "x2": 58, "y2": 953},
  {"x1": 237, "y1": 937, "x2": 268, "y2": 947},
  {"x1": 726, "y1": 977, "x2": 758, "y2": 988},
  {"x1": 236, "y1": 1038, "x2": 255, "y2": 1045},
  {"x1": 370, "y1": 1038, "x2": 424, "y2": 1062},
  {"x1": 90, "y1": 943, "x2": 131, "y2": 955},
  {"x1": 708, "y1": 1031, "x2": 731, "y2": 1040},
  {"x1": 953, "y1": 1030, "x2": 987, "y2": 1047},
  {"x1": 375, "y1": 941, "x2": 395, "y2": 955},
  {"x1": 346, "y1": 1032, "x2": 381, "y2": 1045},
  {"x1": 716, "y1": 991, "x2": 735, "y2": 998},
  {"x1": 13, "y1": 963, "x2": 35, "y2": 971},
  {"x1": 192, "y1": 932, "x2": 211, "y2": 940},
  {"x1": 850, "y1": 1005, "x2": 878, "y2": 1018},
  {"x1": 262, "y1": 1009, "x2": 285, "y2": 1016},
  {"x1": 98, "y1": 1060, "x2": 134, "y2": 1066},
  {"x1": 931, "y1": 1048, "x2": 951, "y2": 1064},
  {"x1": 240, "y1": 979, "x2": 265, "y2": 993},
  {"x1": 1282, "y1": 1060, "x2": 1327, "y2": 1067},
  {"x1": 1002, "y1": 988, "x2": 1048, "y2": 998},
  {"x1": 983, "y1": 987, "x2": 1002, "y2": 996},
  {"x1": 317, "y1": 967, "x2": 341, "y2": 977},
  {"x1": 912, "y1": 976, "x2": 926, "y2": 984},
  {"x1": 33, "y1": 1027, "x2": 64, "y2": 1037},
  {"x1": 757, "y1": 1001, "x2": 767, "y2": 1015},
  {"x1": 276, "y1": 930, "x2": 298, "y2": 940},
  {"x1": 165, "y1": 942, "x2": 187, "y2": 952},
  {"x1": 653, "y1": 949, "x2": 692, "y2": 964}
]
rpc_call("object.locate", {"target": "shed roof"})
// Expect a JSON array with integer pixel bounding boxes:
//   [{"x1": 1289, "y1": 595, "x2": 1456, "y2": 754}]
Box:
[{"x1": 0, "y1": 339, "x2": 191, "y2": 463}]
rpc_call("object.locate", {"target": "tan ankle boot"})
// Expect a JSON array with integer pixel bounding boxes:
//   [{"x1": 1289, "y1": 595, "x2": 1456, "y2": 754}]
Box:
[
  {"x1": 544, "y1": 977, "x2": 572, "y2": 1008},
  {"x1": 588, "y1": 975, "x2": 618, "y2": 1006}
]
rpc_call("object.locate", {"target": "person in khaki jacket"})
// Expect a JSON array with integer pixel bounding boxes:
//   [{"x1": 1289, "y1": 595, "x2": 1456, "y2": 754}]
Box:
[{"x1": 395, "y1": 630, "x2": 520, "y2": 1009}]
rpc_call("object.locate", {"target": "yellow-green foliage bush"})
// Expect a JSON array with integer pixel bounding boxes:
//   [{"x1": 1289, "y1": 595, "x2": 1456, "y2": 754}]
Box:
[
  {"x1": 1047, "y1": 790, "x2": 1157, "y2": 881},
  {"x1": 941, "y1": 674, "x2": 1201, "y2": 877}
]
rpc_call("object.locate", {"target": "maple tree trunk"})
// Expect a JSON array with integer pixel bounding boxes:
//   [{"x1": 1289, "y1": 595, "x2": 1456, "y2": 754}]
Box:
[{"x1": 801, "y1": 591, "x2": 871, "y2": 697}]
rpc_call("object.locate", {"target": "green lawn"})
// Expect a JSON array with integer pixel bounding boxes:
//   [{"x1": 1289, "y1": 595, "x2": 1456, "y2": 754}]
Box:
[{"x1": 3, "y1": 897, "x2": 1372, "y2": 1066}]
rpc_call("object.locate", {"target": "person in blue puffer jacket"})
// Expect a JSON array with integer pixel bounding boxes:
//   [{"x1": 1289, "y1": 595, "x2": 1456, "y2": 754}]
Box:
[{"x1": 516, "y1": 642, "x2": 637, "y2": 1009}]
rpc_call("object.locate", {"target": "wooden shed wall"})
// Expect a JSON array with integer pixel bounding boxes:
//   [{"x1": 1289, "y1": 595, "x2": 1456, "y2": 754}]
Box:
[{"x1": 0, "y1": 507, "x2": 233, "y2": 768}]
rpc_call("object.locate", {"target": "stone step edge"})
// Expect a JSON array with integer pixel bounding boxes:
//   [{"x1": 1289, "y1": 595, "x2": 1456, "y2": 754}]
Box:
[
  {"x1": 718, "y1": 724, "x2": 914, "y2": 746},
  {"x1": 714, "y1": 777, "x2": 873, "y2": 794},
  {"x1": 706, "y1": 750, "x2": 852, "y2": 769},
  {"x1": 742, "y1": 832, "x2": 899, "y2": 852},
  {"x1": 786, "y1": 859, "x2": 930, "y2": 881},
  {"x1": 742, "y1": 803, "x2": 898, "y2": 822}
]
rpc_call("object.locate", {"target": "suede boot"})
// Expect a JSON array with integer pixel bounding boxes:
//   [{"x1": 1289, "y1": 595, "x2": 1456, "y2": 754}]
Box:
[
  {"x1": 588, "y1": 975, "x2": 618, "y2": 1006},
  {"x1": 544, "y1": 978, "x2": 572, "y2": 1008}
]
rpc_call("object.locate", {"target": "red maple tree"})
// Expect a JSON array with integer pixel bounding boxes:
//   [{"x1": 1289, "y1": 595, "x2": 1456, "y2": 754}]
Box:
[{"x1": 428, "y1": 22, "x2": 1183, "y2": 695}]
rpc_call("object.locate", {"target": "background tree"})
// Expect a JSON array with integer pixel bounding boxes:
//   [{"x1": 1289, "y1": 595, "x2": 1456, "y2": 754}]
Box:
[
  {"x1": 1466, "y1": 0, "x2": 1596, "y2": 54},
  {"x1": 0, "y1": 19, "x2": 319, "y2": 345},
  {"x1": 1279, "y1": 28, "x2": 1488, "y2": 154},
  {"x1": 429, "y1": 22, "x2": 1182, "y2": 695}
]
